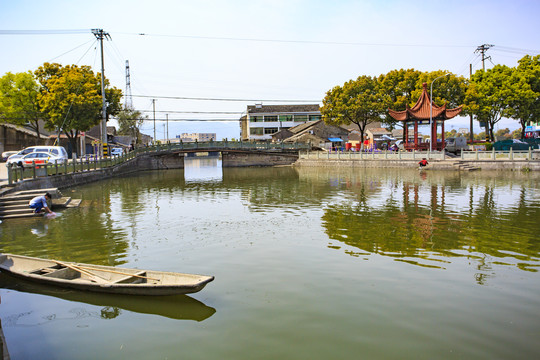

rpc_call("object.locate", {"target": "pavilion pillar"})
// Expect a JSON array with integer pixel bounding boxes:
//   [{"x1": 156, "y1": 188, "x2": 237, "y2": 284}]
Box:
[
  {"x1": 414, "y1": 120, "x2": 418, "y2": 148},
  {"x1": 441, "y1": 120, "x2": 445, "y2": 150},
  {"x1": 404, "y1": 122, "x2": 408, "y2": 147}
]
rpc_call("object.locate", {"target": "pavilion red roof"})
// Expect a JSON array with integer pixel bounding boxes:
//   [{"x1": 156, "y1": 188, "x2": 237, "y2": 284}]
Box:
[{"x1": 388, "y1": 83, "x2": 463, "y2": 121}]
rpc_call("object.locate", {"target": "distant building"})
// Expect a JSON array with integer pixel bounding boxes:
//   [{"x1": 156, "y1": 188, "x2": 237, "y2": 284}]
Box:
[
  {"x1": 276, "y1": 120, "x2": 349, "y2": 150},
  {"x1": 0, "y1": 122, "x2": 54, "y2": 153},
  {"x1": 525, "y1": 120, "x2": 540, "y2": 138},
  {"x1": 240, "y1": 104, "x2": 321, "y2": 141},
  {"x1": 177, "y1": 133, "x2": 216, "y2": 142}
]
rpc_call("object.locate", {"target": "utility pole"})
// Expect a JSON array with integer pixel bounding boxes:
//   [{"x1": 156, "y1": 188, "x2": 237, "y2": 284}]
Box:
[
  {"x1": 152, "y1": 99, "x2": 156, "y2": 144},
  {"x1": 475, "y1": 44, "x2": 494, "y2": 71},
  {"x1": 469, "y1": 64, "x2": 474, "y2": 143},
  {"x1": 92, "y1": 29, "x2": 111, "y2": 157},
  {"x1": 166, "y1": 113, "x2": 169, "y2": 142},
  {"x1": 475, "y1": 44, "x2": 494, "y2": 142}
]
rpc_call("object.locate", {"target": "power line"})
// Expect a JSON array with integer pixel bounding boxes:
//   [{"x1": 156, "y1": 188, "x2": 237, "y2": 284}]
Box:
[
  {"x1": 137, "y1": 109, "x2": 243, "y2": 114},
  {"x1": 119, "y1": 31, "x2": 473, "y2": 48},
  {"x1": 0, "y1": 29, "x2": 90, "y2": 35},
  {"x1": 114, "y1": 117, "x2": 240, "y2": 122},
  {"x1": 131, "y1": 94, "x2": 320, "y2": 102}
]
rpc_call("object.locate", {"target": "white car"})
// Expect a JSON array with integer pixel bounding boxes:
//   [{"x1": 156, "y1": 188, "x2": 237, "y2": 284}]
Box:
[
  {"x1": 2, "y1": 151, "x2": 18, "y2": 162},
  {"x1": 110, "y1": 147, "x2": 124, "y2": 156},
  {"x1": 6, "y1": 146, "x2": 68, "y2": 166},
  {"x1": 20, "y1": 152, "x2": 67, "y2": 167}
]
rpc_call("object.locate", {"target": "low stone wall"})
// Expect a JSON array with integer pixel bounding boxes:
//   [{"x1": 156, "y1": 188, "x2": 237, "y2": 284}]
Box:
[
  {"x1": 222, "y1": 151, "x2": 298, "y2": 167},
  {"x1": 3, "y1": 152, "x2": 185, "y2": 193},
  {"x1": 294, "y1": 158, "x2": 540, "y2": 171}
]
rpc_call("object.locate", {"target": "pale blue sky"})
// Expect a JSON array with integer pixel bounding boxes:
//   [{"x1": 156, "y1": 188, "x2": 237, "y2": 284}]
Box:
[{"x1": 1, "y1": 0, "x2": 539, "y2": 139}]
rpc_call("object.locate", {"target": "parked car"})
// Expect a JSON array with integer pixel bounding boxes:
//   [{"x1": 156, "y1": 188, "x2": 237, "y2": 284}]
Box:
[
  {"x1": 1, "y1": 151, "x2": 18, "y2": 162},
  {"x1": 6, "y1": 146, "x2": 68, "y2": 166},
  {"x1": 5, "y1": 147, "x2": 38, "y2": 165},
  {"x1": 79, "y1": 154, "x2": 98, "y2": 162},
  {"x1": 20, "y1": 152, "x2": 67, "y2": 167},
  {"x1": 110, "y1": 147, "x2": 124, "y2": 156},
  {"x1": 445, "y1": 137, "x2": 468, "y2": 154}
]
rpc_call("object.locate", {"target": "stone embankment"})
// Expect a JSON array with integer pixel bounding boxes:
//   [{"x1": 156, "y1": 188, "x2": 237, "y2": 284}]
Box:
[
  {"x1": 0, "y1": 188, "x2": 81, "y2": 220},
  {"x1": 294, "y1": 158, "x2": 540, "y2": 171}
]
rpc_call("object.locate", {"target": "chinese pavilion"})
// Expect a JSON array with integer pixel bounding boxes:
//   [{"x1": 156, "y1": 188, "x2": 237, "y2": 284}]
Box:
[{"x1": 388, "y1": 83, "x2": 463, "y2": 151}]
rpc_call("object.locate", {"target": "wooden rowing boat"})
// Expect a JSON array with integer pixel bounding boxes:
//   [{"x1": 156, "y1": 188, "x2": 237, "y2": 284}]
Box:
[
  {"x1": 0, "y1": 253, "x2": 214, "y2": 296},
  {"x1": 0, "y1": 272, "x2": 216, "y2": 321}
]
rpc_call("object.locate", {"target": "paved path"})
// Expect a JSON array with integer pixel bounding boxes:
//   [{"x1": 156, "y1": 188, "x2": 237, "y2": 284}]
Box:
[{"x1": 0, "y1": 164, "x2": 8, "y2": 187}]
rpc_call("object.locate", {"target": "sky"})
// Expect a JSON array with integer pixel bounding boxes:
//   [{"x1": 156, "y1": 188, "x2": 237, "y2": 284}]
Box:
[{"x1": 1, "y1": 0, "x2": 539, "y2": 140}]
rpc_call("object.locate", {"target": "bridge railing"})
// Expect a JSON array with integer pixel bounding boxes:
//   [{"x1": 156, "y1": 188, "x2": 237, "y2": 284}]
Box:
[
  {"x1": 134, "y1": 140, "x2": 310, "y2": 152},
  {"x1": 6, "y1": 151, "x2": 137, "y2": 185},
  {"x1": 299, "y1": 149, "x2": 446, "y2": 160},
  {"x1": 6, "y1": 141, "x2": 310, "y2": 184},
  {"x1": 299, "y1": 148, "x2": 540, "y2": 161}
]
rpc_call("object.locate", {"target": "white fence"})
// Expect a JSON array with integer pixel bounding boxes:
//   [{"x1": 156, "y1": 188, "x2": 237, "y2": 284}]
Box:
[
  {"x1": 299, "y1": 150, "x2": 445, "y2": 161},
  {"x1": 299, "y1": 148, "x2": 540, "y2": 161}
]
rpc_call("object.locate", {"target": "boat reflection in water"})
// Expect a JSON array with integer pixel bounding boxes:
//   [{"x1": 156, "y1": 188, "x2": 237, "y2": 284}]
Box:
[{"x1": 0, "y1": 273, "x2": 216, "y2": 322}]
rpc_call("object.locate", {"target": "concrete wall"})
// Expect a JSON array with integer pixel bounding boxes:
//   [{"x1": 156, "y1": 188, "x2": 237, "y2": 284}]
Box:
[
  {"x1": 221, "y1": 151, "x2": 299, "y2": 167},
  {"x1": 294, "y1": 158, "x2": 540, "y2": 171},
  {"x1": 4, "y1": 152, "x2": 185, "y2": 193}
]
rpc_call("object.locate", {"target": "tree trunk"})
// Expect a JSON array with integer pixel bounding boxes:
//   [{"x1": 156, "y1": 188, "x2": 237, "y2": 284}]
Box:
[{"x1": 520, "y1": 119, "x2": 527, "y2": 140}]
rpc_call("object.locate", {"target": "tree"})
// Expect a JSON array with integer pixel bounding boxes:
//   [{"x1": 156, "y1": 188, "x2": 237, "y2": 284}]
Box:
[
  {"x1": 321, "y1": 75, "x2": 386, "y2": 144},
  {"x1": 378, "y1": 68, "x2": 422, "y2": 127},
  {"x1": 465, "y1": 65, "x2": 513, "y2": 142},
  {"x1": 0, "y1": 71, "x2": 45, "y2": 141},
  {"x1": 506, "y1": 55, "x2": 540, "y2": 139},
  {"x1": 379, "y1": 69, "x2": 467, "y2": 129},
  {"x1": 418, "y1": 71, "x2": 468, "y2": 110},
  {"x1": 495, "y1": 128, "x2": 511, "y2": 140},
  {"x1": 35, "y1": 62, "x2": 122, "y2": 153},
  {"x1": 116, "y1": 108, "x2": 147, "y2": 144},
  {"x1": 511, "y1": 129, "x2": 522, "y2": 139}
]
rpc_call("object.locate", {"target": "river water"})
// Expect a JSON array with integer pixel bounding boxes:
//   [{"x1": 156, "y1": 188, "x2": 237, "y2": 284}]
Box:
[{"x1": 1, "y1": 157, "x2": 539, "y2": 359}]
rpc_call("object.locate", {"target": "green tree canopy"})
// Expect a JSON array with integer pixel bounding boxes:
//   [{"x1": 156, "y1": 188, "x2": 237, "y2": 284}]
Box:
[
  {"x1": 465, "y1": 64, "x2": 513, "y2": 141},
  {"x1": 116, "y1": 108, "x2": 147, "y2": 144},
  {"x1": 321, "y1": 75, "x2": 387, "y2": 143},
  {"x1": 506, "y1": 55, "x2": 540, "y2": 138},
  {"x1": 0, "y1": 71, "x2": 45, "y2": 140},
  {"x1": 35, "y1": 62, "x2": 122, "y2": 152},
  {"x1": 378, "y1": 69, "x2": 466, "y2": 128},
  {"x1": 378, "y1": 68, "x2": 422, "y2": 125}
]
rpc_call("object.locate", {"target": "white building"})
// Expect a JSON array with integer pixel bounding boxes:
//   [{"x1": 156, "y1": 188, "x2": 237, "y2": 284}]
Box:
[
  {"x1": 240, "y1": 104, "x2": 321, "y2": 141},
  {"x1": 177, "y1": 133, "x2": 217, "y2": 142}
]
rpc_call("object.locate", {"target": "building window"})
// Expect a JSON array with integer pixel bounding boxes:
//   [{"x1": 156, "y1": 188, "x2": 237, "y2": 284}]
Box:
[
  {"x1": 251, "y1": 116, "x2": 263, "y2": 122},
  {"x1": 250, "y1": 128, "x2": 264, "y2": 135},
  {"x1": 264, "y1": 116, "x2": 278, "y2": 122},
  {"x1": 294, "y1": 115, "x2": 308, "y2": 122},
  {"x1": 264, "y1": 128, "x2": 278, "y2": 134},
  {"x1": 279, "y1": 115, "x2": 293, "y2": 121},
  {"x1": 309, "y1": 115, "x2": 321, "y2": 121}
]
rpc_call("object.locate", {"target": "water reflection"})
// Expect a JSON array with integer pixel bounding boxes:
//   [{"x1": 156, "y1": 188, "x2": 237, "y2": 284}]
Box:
[
  {"x1": 184, "y1": 157, "x2": 222, "y2": 183},
  {"x1": 0, "y1": 273, "x2": 216, "y2": 321},
  {"x1": 318, "y1": 169, "x2": 540, "y2": 281}
]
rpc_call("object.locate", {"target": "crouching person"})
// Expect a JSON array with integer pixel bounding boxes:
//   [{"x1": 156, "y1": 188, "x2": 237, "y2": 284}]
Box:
[{"x1": 29, "y1": 192, "x2": 52, "y2": 214}]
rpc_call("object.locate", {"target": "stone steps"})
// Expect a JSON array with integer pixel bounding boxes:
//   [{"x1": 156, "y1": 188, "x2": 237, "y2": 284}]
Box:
[
  {"x1": 452, "y1": 161, "x2": 480, "y2": 172},
  {"x1": 0, "y1": 188, "x2": 81, "y2": 220}
]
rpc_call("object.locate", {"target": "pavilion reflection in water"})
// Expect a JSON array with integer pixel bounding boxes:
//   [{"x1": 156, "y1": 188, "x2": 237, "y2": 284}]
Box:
[{"x1": 322, "y1": 175, "x2": 540, "y2": 282}]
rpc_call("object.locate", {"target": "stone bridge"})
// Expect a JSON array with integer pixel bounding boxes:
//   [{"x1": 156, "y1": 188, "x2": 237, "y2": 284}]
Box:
[
  {"x1": 141, "y1": 141, "x2": 309, "y2": 168},
  {"x1": 2, "y1": 142, "x2": 310, "y2": 192}
]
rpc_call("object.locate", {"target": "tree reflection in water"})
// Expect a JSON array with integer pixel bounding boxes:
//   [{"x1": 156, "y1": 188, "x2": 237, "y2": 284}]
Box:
[{"x1": 321, "y1": 172, "x2": 540, "y2": 283}]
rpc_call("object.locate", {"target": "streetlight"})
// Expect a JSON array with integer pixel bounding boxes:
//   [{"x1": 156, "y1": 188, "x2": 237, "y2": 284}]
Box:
[{"x1": 430, "y1": 73, "x2": 451, "y2": 151}]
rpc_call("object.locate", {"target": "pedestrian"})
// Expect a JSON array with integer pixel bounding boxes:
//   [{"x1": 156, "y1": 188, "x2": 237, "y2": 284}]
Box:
[
  {"x1": 418, "y1": 158, "x2": 429, "y2": 169},
  {"x1": 29, "y1": 192, "x2": 52, "y2": 214}
]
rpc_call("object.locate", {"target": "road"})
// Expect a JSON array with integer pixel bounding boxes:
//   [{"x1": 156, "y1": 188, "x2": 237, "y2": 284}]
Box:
[{"x1": 0, "y1": 163, "x2": 8, "y2": 186}]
